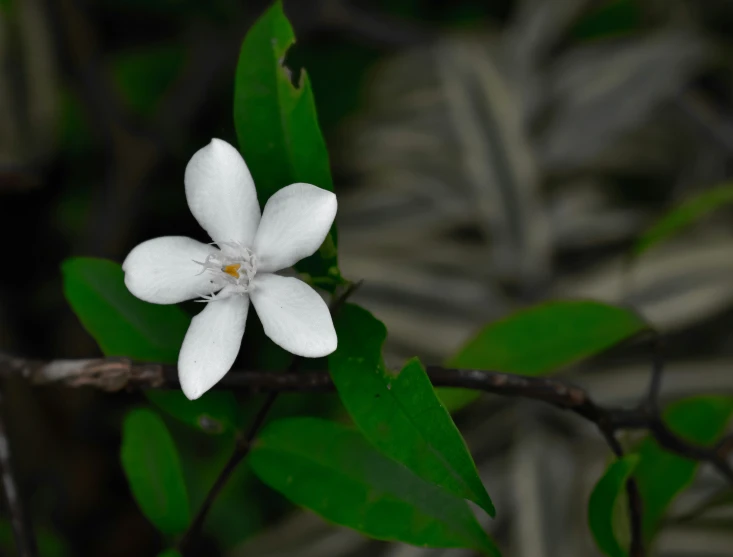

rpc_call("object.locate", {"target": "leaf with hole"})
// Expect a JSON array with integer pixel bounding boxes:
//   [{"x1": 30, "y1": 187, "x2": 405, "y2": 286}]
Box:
[
  {"x1": 233, "y1": 0, "x2": 341, "y2": 290},
  {"x1": 250, "y1": 417, "x2": 500, "y2": 555}
]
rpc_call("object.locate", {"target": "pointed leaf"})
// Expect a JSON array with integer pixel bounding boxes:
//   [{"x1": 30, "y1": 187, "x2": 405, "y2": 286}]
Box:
[
  {"x1": 62, "y1": 257, "x2": 190, "y2": 363},
  {"x1": 233, "y1": 0, "x2": 341, "y2": 290},
  {"x1": 120, "y1": 409, "x2": 190, "y2": 534},
  {"x1": 329, "y1": 304, "x2": 494, "y2": 515},
  {"x1": 588, "y1": 455, "x2": 640, "y2": 557},
  {"x1": 634, "y1": 184, "x2": 733, "y2": 256},
  {"x1": 449, "y1": 300, "x2": 648, "y2": 375},
  {"x1": 250, "y1": 417, "x2": 500, "y2": 555}
]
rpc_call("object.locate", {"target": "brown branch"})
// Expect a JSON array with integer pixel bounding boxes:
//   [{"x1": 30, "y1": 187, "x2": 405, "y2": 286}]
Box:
[
  {"x1": 2, "y1": 355, "x2": 731, "y2": 485},
  {"x1": 0, "y1": 386, "x2": 38, "y2": 557},
  {"x1": 3, "y1": 324, "x2": 733, "y2": 557}
]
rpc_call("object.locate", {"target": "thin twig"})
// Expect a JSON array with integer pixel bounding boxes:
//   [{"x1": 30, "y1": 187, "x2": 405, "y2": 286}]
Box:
[
  {"x1": 177, "y1": 280, "x2": 360, "y2": 555},
  {"x1": 0, "y1": 387, "x2": 38, "y2": 557},
  {"x1": 176, "y1": 389, "x2": 281, "y2": 556}
]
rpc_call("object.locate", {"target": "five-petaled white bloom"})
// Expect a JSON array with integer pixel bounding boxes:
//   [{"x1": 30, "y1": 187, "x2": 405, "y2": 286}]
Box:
[{"x1": 122, "y1": 138, "x2": 338, "y2": 400}]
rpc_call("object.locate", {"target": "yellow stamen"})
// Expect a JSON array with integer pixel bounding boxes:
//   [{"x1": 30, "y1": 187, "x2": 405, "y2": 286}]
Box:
[{"x1": 223, "y1": 263, "x2": 241, "y2": 278}]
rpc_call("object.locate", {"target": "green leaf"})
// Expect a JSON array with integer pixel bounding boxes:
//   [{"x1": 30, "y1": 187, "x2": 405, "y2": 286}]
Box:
[
  {"x1": 329, "y1": 304, "x2": 494, "y2": 515},
  {"x1": 145, "y1": 390, "x2": 239, "y2": 435},
  {"x1": 156, "y1": 551, "x2": 182, "y2": 557},
  {"x1": 449, "y1": 301, "x2": 648, "y2": 376},
  {"x1": 233, "y1": 0, "x2": 341, "y2": 290},
  {"x1": 120, "y1": 409, "x2": 191, "y2": 534},
  {"x1": 634, "y1": 184, "x2": 733, "y2": 256},
  {"x1": 250, "y1": 417, "x2": 500, "y2": 555},
  {"x1": 633, "y1": 395, "x2": 733, "y2": 545},
  {"x1": 62, "y1": 257, "x2": 190, "y2": 363},
  {"x1": 588, "y1": 455, "x2": 640, "y2": 557}
]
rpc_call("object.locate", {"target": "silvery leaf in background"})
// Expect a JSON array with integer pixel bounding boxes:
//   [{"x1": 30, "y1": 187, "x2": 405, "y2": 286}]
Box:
[
  {"x1": 555, "y1": 226, "x2": 733, "y2": 333},
  {"x1": 0, "y1": 0, "x2": 57, "y2": 187},
  {"x1": 539, "y1": 31, "x2": 709, "y2": 171},
  {"x1": 501, "y1": 0, "x2": 591, "y2": 120}
]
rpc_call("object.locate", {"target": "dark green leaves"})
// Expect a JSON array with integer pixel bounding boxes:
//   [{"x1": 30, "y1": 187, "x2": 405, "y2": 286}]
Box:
[
  {"x1": 233, "y1": 0, "x2": 340, "y2": 289},
  {"x1": 62, "y1": 257, "x2": 190, "y2": 363},
  {"x1": 588, "y1": 455, "x2": 639, "y2": 557},
  {"x1": 449, "y1": 301, "x2": 648, "y2": 375},
  {"x1": 120, "y1": 409, "x2": 190, "y2": 534},
  {"x1": 634, "y1": 184, "x2": 733, "y2": 256},
  {"x1": 329, "y1": 304, "x2": 494, "y2": 515},
  {"x1": 588, "y1": 397, "x2": 733, "y2": 557},
  {"x1": 145, "y1": 390, "x2": 239, "y2": 435},
  {"x1": 250, "y1": 417, "x2": 500, "y2": 555},
  {"x1": 633, "y1": 395, "x2": 733, "y2": 544}
]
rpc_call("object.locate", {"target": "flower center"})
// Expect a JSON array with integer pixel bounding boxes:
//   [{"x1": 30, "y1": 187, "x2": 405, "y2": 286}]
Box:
[{"x1": 195, "y1": 242, "x2": 258, "y2": 297}]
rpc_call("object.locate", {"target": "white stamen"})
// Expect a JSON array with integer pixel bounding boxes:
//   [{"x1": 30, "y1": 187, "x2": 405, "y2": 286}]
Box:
[{"x1": 193, "y1": 243, "x2": 258, "y2": 301}]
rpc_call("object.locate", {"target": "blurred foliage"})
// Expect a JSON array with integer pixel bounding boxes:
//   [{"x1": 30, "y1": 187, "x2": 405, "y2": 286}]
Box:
[
  {"x1": 4, "y1": 0, "x2": 733, "y2": 556},
  {"x1": 633, "y1": 183, "x2": 733, "y2": 256},
  {"x1": 587, "y1": 455, "x2": 640, "y2": 557},
  {"x1": 0, "y1": 521, "x2": 69, "y2": 557}
]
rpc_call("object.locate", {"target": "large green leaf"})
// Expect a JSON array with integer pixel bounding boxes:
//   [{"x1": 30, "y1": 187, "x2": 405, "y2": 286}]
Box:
[
  {"x1": 633, "y1": 395, "x2": 733, "y2": 545},
  {"x1": 145, "y1": 390, "x2": 239, "y2": 435},
  {"x1": 62, "y1": 257, "x2": 190, "y2": 363},
  {"x1": 250, "y1": 417, "x2": 500, "y2": 555},
  {"x1": 634, "y1": 184, "x2": 733, "y2": 256},
  {"x1": 329, "y1": 304, "x2": 494, "y2": 515},
  {"x1": 120, "y1": 409, "x2": 191, "y2": 534},
  {"x1": 449, "y1": 300, "x2": 648, "y2": 375},
  {"x1": 233, "y1": 0, "x2": 341, "y2": 290},
  {"x1": 588, "y1": 455, "x2": 640, "y2": 557}
]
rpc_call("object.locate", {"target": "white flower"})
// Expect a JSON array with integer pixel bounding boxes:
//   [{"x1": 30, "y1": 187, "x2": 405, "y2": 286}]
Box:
[{"x1": 122, "y1": 138, "x2": 338, "y2": 400}]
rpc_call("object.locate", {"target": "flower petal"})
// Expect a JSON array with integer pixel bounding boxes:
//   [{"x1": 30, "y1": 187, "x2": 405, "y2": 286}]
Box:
[
  {"x1": 253, "y1": 183, "x2": 337, "y2": 273},
  {"x1": 178, "y1": 291, "x2": 249, "y2": 400},
  {"x1": 250, "y1": 273, "x2": 337, "y2": 357},
  {"x1": 184, "y1": 138, "x2": 261, "y2": 246},
  {"x1": 122, "y1": 236, "x2": 220, "y2": 304}
]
